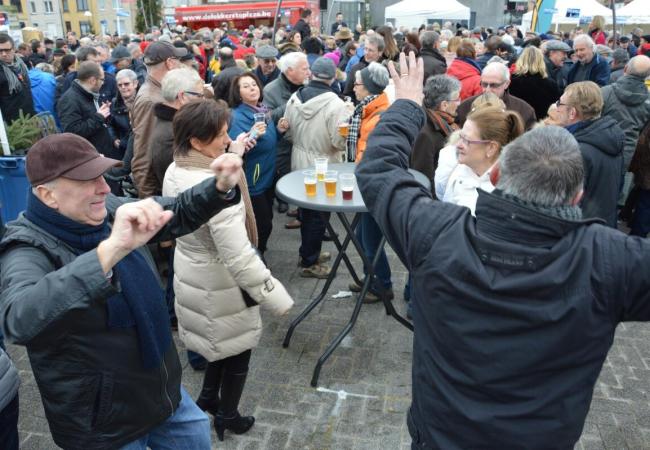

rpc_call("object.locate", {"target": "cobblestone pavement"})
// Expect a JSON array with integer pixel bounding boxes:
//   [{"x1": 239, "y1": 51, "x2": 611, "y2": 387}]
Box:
[{"x1": 7, "y1": 212, "x2": 650, "y2": 449}]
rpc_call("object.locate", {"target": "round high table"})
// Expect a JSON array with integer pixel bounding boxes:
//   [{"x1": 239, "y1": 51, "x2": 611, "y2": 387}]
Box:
[{"x1": 276, "y1": 163, "x2": 430, "y2": 387}]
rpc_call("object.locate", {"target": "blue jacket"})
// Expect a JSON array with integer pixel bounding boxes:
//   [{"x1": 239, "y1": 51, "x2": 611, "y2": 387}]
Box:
[
  {"x1": 356, "y1": 99, "x2": 650, "y2": 449},
  {"x1": 228, "y1": 104, "x2": 279, "y2": 196},
  {"x1": 567, "y1": 53, "x2": 611, "y2": 87},
  {"x1": 345, "y1": 45, "x2": 364, "y2": 74},
  {"x1": 28, "y1": 68, "x2": 56, "y2": 116}
]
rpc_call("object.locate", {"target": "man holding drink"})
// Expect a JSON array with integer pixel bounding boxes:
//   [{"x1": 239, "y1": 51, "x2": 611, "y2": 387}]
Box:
[{"x1": 284, "y1": 57, "x2": 348, "y2": 278}]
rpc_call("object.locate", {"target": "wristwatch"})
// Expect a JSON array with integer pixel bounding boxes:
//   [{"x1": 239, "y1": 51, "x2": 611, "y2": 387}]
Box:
[{"x1": 216, "y1": 185, "x2": 237, "y2": 201}]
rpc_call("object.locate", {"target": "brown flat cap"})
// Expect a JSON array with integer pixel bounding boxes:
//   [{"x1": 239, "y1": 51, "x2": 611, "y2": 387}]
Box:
[
  {"x1": 26, "y1": 133, "x2": 122, "y2": 186},
  {"x1": 144, "y1": 40, "x2": 187, "y2": 65}
]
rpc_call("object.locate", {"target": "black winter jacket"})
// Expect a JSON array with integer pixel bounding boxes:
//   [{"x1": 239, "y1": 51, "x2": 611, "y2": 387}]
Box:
[
  {"x1": 356, "y1": 100, "x2": 650, "y2": 450},
  {"x1": 0, "y1": 178, "x2": 239, "y2": 450},
  {"x1": 60, "y1": 70, "x2": 117, "y2": 106},
  {"x1": 571, "y1": 117, "x2": 625, "y2": 227},
  {"x1": 509, "y1": 73, "x2": 560, "y2": 120},
  {"x1": 110, "y1": 92, "x2": 133, "y2": 157},
  {"x1": 420, "y1": 48, "x2": 447, "y2": 84},
  {"x1": 0, "y1": 60, "x2": 35, "y2": 123},
  {"x1": 57, "y1": 81, "x2": 118, "y2": 159}
]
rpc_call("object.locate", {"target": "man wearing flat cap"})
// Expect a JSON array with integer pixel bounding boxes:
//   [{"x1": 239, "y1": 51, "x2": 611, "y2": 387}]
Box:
[
  {"x1": 544, "y1": 39, "x2": 573, "y2": 91},
  {"x1": 131, "y1": 40, "x2": 186, "y2": 198},
  {"x1": 0, "y1": 133, "x2": 243, "y2": 449},
  {"x1": 254, "y1": 45, "x2": 280, "y2": 88}
]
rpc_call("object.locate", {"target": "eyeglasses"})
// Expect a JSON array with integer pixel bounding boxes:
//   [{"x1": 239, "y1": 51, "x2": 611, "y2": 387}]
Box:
[
  {"x1": 117, "y1": 82, "x2": 132, "y2": 87},
  {"x1": 555, "y1": 100, "x2": 571, "y2": 108},
  {"x1": 480, "y1": 81, "x2": 505, "y2": 89},
  {"x1": 458, "y1": 133, "x2": 491, "y2": 146},
  {"x1": 184, "y1": 90, "x2": 205, "y2": 98}
]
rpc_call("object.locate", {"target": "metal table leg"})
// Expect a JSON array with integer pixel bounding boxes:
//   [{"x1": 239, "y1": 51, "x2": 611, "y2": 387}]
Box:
[{"x1": 282, "y1": 214, "x2": 362, "y2": 349}]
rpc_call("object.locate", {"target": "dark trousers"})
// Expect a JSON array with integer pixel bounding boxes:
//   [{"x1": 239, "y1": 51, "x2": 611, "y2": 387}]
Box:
[
  {"x1": 250, "y1": 188, "x2": 274, "y2": 254},
  {"x1": 0, "y1": 394, "x2": 19, "y2": 450},
  {"x1": 298, "y1": 208, "x2": 330, "y2": 267},
  {"x1": 356, "y1": 212, "x2": 392, "y2": 291},
  {"x1": 630, "y1": 188, "x2": 650, "y2": 237}
]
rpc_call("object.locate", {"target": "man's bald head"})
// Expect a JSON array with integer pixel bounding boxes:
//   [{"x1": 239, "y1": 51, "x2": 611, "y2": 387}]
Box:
[
  {"x1": 219, "y1": 46, "x2": 234, "y2": 61},
  {"x1": 626, "y1": 55, "x2": 650, "y2": 78}
]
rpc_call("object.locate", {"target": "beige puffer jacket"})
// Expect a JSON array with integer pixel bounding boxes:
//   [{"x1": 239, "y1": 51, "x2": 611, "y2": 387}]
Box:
[{"x1": 162, "y1": 163, "x2": 294, "y2": 362}]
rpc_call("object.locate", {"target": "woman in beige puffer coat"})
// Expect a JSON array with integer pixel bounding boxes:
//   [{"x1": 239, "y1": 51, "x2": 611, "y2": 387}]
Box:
[{"x1": 162, "y1": 100, "x2": 293, "y2": 441}]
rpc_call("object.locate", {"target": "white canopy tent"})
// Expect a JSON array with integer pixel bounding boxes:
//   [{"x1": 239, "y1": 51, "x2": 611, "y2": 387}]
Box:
[
  {"x1": 384, "y1": 0, "x2": 470, "y2": 30},
  {"x1": 617, "y1": 0, "x2": 650, "y2": 24},
  {"x1": 521, "y1": 0, "x2": 613, "y2": 31}
]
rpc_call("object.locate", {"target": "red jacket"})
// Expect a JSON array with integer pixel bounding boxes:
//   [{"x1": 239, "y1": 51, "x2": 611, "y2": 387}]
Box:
[{"x1": 447, "y1": 58, "x2": 483, "y2": 100}]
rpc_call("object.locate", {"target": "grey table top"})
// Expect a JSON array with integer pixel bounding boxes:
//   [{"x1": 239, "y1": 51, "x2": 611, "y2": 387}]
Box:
[{"x1": 275, "y1": 162, "x2": 430, "y2": 213}]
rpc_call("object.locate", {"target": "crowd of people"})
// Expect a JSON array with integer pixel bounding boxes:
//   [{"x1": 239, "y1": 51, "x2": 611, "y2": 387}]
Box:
[{"x1": 0, "y1": 9, "x2": 649, "y2": 449}]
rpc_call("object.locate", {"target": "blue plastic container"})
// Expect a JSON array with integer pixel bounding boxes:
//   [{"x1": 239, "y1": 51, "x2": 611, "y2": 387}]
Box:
[{"x1": 0, "y1": 156, "x2": 30, "y2": 224}]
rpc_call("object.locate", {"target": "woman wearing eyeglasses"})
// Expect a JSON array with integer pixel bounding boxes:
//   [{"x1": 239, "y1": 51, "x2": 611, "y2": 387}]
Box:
[
  {"x1": 446, "y1": 39, "x2": 483, "y2": 101},
  {"x1": 228, "y1": 72, "x2": 289, "y2": 257},
  {"x1": 441, "y1": 108, "x2": 524, "y2": 215}
]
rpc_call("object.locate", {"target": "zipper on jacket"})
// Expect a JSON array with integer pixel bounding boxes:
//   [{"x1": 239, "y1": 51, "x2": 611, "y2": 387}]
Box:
[
  {"x1": 162, "y1": 359, "x2": 174, "y2": 415},
  {"x1": 253, "y1": 163, "x2": 260, "y2": 185}
]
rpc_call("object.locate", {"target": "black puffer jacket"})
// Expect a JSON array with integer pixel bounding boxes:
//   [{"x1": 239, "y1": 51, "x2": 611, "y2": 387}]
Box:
[
  {"x1": 420, "y1": 48, "x2": 447, "y2": 84},
  {"x1": 572, "y1": 116, "x2": 625, "y2": 227},
  {"x1": 0, "y1": 178, "x2": 239, "y2": 450},
  {"x1": 57, "y1": 81, "x2": 118, "y2": 159},
  {"x1": 357, "y1": 99, "x2": 650, "y2": 450}
]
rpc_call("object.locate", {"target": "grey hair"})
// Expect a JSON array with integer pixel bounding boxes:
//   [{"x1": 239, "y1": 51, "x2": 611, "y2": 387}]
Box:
[
  {"x1": 278, "y1": 51, "x2": 307, "y2": 73},
  {"x1": 126, "y1": 43, "x2": 141, "y2": 56},
  {"x1": 35, "y1": 62, "x2": 54, "y2": 74},
  {"x1": 365, "y1": 34, "x2": 386, "y2": 52},
  {"x1": 423, "y1": 74, "x2": 461, "y2": 109},
  {"x1": 573, "y1": 34, "x2": 595, "y2": 49},
  {"x1": 483, "y1": 61, "x2": 510, "y2": 81},
  {"x1": 501, "y1": 35, "x2": 515, "y2": 46},
  {"x1": 627, "y1": 55, "x2": 650, "y2": 78},
  {"x1": 161, "y1": 67, "x2": 201, "y2": 102},
  {"x1": 497, "y1": 126, "x2": 584, "y2": 206},
  {"x1": 420, "y1": 31, "x2": 440, "y2": 50},
  {"x1": 116, "y1": 68, "x2": 138, "y2": 82},
  {"x1": 611, "y1": 48, "x2": 630, "y2": 65},
  {"x1": 356, "y1": 61, "x2": 390, "y2": 88},
  {"x1": 32, "y1": 179, "x2": 57, "y2": 194},
  {"x1": 440, "y1": 29, "x2": 454, "y2": 41}
]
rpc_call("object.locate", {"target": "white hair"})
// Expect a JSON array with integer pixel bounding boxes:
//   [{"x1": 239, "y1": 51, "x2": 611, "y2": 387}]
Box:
[
  {"x1": 483, "y1": 61, "x2": 510, "y2": 81},
  {"x1": 440, "y1": 29, "x2": 454, "y2": 41},
  {"x1": 501, "y1": 35, "x2": 514, "y2": 47},
  {"x1": 573, "y1": 34, "x2": 595, "y2": 49},
  {"x1": 278, "y1": 52, "x2": 307, "y2": 73},
  {"x1": 161, "y1": 68, "x2": 202, "y2": 102},
  {"x1": 116, "y1": 68, "x2": 137, "y2": 82}
]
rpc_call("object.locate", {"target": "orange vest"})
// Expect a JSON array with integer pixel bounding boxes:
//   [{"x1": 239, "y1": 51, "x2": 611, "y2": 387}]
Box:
[{"x1": 355, "y1": 92, "x2": 390, "y2": 163}]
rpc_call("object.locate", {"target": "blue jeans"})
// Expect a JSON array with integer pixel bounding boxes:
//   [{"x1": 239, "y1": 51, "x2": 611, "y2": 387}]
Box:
[
  {"x1": 299, "y1": 208, "x2": 330, "y2": 267},
  {"x1": 630, "y1": 188, "x2": 650, "y2": 237},
  {"x1": 0, "y1": 394, "x2": 19, "y2": 450},
  {"x1": 120, "y1": 387, "x2": 210, "y2": 450},
  {"x1": 356, "y1": 213, "x2": 392, "y2": 291}
]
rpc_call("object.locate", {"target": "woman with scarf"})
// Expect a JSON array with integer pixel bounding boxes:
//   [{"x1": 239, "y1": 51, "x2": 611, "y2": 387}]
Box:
[
  {"x1": 347, "y1": 62, "x2": 393, "y2": 303},
  {"x1": 410, "y1": 74, "x2": 461, "y2": 196},
  {"x1": 162, "y1": 100, "x2": 293, "y2": 441},
  {"x1": 0, "y1": 34, "x2": 35, "y2": 124},
  {"x1": 228, "y1": 72, "x2": 289, "y2": 257},
  {"x1": 446, "y1": 39, "x2": 483, "y2": 101}
]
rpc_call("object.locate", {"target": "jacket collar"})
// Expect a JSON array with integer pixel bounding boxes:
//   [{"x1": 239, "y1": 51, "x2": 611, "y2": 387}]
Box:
[
  {"x1": 72, "y1": 79, "x2": 99, "y2": 100},
  {"x1": 474, "y1": 190, "x2": 603, "y2": 247},
  {"x1": 153, "y1": 102, "x2": 177, "y2": 121}
]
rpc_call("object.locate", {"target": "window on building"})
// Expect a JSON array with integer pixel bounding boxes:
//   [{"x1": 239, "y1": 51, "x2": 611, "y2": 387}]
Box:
[
  {"x1": 10, "y1": 0, "x2": 22, "y2": 13},
  {"x1": 98, "y1": 0, "x2": 105, "y2": 10},
  {"x1": 44, "y1": 0, "x2": 53, "y2": 13},
  {"x1": 80, "y1": 20, "x2": 91, "y2": 34},
  {"x1": 76, "y1": 0, "x2": 88, "y2": 11},
  {"x1": 62, "y1": 0, "x2": 68, "y2": 11},
  {"x1": 30, "y1": 1, "x2": 36, "y2": 13},
  {"x1": 65, "y1": 20, "x2": 72, "y2": 32}
]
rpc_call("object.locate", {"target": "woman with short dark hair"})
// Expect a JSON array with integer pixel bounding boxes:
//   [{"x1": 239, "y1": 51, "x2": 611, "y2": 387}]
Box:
[
  {"x1": 228, "y1": 72, "x2": 289, "y2": 256},
  {"x1": 163, "y1": 100, "x2": 294, "y2": 441}
]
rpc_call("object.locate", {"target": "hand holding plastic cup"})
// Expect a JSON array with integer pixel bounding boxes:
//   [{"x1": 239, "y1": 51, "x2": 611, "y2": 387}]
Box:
[
  {"x1": 314, "y1": 157, "x2": 328, "y2": 181},
  {"x1": 340, "y1": 173, "x2": 355, "y2": 200}
]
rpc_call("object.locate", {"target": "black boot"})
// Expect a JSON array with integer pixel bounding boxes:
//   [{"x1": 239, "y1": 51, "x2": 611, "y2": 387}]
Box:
[
  {"x1": 214, "y1": 371, "x2": 255, "y2": 441},
  {"x1": 195, "y1": 361, "x2": 221, "y2": 415}
]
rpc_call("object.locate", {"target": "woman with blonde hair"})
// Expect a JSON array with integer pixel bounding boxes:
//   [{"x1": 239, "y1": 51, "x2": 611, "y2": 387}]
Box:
[
  {"x1": 441, "y1": 108, "x2": 524, "y2": 215},
  {"x1": 444, "y1": 36, "x2": 462, "y2": 66},
  {"x1": 509, "y1": 46, "x2": 560, "y2": 120},
  {"x1": 589, "y1": 15, "x2": 607, "y2": 45}
]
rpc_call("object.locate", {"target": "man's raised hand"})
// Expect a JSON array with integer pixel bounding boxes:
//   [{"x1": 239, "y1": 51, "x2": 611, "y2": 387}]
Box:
[{"x1": 387, "y1": 51, "x2": 425, "y2": 105}]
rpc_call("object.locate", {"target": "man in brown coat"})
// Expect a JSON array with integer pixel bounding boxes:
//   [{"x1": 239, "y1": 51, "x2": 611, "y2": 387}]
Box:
[
  {"x1": 131, "y1": 41, "x2": 186, "y2": 198},
  {"x1": 455, "y1": 62, "x2": 537, "y2": 130}
]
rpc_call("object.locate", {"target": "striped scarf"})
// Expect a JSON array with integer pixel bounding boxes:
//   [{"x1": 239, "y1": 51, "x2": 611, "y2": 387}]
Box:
[{"x1": 346, "y1": 94, "x2": 378, "y2": 162}]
